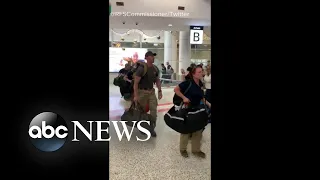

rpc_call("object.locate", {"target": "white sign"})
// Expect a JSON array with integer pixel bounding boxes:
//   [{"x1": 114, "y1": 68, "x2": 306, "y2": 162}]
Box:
[
  {"x1": 190, "y1": 26, "x2": 204, "y2": 44},
  {"x1": 109, "y1": 48, "x2": 148, "y2": 72}
]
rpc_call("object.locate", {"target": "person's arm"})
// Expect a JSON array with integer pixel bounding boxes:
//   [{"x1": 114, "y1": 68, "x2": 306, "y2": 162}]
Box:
[
  {"x1": 133, "y1": 76, "x2": 141, "y2": 98},
  {"x1": 174, "y1": 86, "x2": 186, "y2": 99},
  {"x1": 133, "y1": 67, "x2": 143, "y2": 99},
  {"x1": 155, "y1": 77, "x2": 161, "y2": 92},
  {"x1": 174, "y1": 82, "x2": 188, "y2": 100},
  {"x1": 202, "y1": 98, "x2": 211, "y2": 108},
  {"x1": 123, "y1": 75, "x2": 132, "y2": 83}
]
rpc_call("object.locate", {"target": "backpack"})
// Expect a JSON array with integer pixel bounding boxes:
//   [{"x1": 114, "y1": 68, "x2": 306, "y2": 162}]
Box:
[{"x1": 132, "y1": 62, "x2": 160, "y2": 81}]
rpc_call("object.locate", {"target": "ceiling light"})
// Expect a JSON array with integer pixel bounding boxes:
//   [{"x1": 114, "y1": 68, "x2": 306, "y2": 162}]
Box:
[
  {"x1": 116, "y1": 2, "x2": 124, "y2": 6},
  {"x1": 178, "y1": 6, "x2": 185, "y2": 10},
  {"x1": 168, "y1": 24, "x2": 172, "y2": 27}
]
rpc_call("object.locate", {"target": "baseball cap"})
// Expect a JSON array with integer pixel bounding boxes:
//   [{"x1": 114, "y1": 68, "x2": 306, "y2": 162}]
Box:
[{"x1": 145, "y1": 51, "x2": 157, "y2": 58}]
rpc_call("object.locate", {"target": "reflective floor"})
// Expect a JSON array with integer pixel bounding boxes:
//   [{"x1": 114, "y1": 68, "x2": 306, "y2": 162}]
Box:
[{"x1": 109, "y1": 85, "x2": 211, "y2": 180}]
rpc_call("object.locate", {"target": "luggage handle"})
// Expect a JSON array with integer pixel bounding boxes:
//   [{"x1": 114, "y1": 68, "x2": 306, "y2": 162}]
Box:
[{"x1": 129, "y1": 101, "x2": 145, "y2": 112}]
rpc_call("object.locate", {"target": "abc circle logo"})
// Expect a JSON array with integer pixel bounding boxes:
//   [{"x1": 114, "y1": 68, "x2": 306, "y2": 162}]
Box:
[{"x1": 28, "y1": 112, "x2": 68, "y2": 152}]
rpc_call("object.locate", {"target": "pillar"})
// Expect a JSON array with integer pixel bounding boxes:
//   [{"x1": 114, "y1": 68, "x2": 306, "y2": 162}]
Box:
[
  {"x1": 178, "y1": 31, "x2": 191, "y2": 75},
  {"x1": 164, "y1": 31, "x2": 178, "y2": 73}
]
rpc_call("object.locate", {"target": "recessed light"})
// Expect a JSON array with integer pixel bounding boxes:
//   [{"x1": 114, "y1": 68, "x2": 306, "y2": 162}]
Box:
[
  {"x1": 116, "y1": 2, "x2": 124, "y2": 6},
  {"x1": 168, "y1": 24, "x2": 172, "y2": 26},
  {"x1": 178, "y1": 6, "x2": 185, "y2": 10}
]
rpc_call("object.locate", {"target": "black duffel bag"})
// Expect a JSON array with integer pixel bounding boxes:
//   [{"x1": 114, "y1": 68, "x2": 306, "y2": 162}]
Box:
[{"x1": 164, "y1": 103, "x2": 208, "y2": 134}]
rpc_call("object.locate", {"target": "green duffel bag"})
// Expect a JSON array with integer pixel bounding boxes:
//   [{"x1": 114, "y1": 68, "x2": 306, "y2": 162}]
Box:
[
  {"x1": 123, "y1": 93, "x2": 132, "y2": 101},
  {"x1": 120, "y1": 102, "x2": 153, "y2": 130},
  {"x1": 113, "y1": 76, "x2": 125, "y2": 87}
]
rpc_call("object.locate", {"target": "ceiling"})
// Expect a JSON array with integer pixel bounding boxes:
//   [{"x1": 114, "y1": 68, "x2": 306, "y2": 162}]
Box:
[
  {"x1": 110, "y1": 0, "x2": 211, "y2": 31},
  {"x1": 110, "y1": 16, "x2": 211, "y2": 31}
]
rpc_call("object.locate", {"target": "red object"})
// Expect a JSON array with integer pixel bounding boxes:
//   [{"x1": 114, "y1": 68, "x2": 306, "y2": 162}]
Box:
[{"x1": 145, "y1": 104, "x2": 149, "y2": 112}]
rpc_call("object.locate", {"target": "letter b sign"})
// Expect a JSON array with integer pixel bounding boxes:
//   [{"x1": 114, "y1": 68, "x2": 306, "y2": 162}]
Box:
[{"x1": 190, "y1": 26, "x2": 204, "y2": 44}]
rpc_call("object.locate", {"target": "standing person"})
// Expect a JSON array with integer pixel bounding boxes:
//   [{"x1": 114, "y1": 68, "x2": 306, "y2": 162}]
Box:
[
  {"x1": 166, "y1": 62, "x2": 170, "y2": 69},
  {"x1": 133, "y1": 51, "x2": 163, "y2": 137},
  {"x1": 203, "y1": 66, "x2": 211, "y2": 103},
  {"x1": 203, "y1": 66, "x2": 211, "y2": 123},
  {"x1": 166, "y1": 65, "x2": 173, "y2": 82},
  {"x1": 160, "y1": 63, "x2": 166, "y2": 84},
  {"x1": 161, "y1": 63, "x2": 166, "y2": 74},
  {"x1": 180, "y1": 68, "x2": 186, "y2": 81},
  {"x1": 173, "y1": 65, "x2": 211, "y2": 158}
]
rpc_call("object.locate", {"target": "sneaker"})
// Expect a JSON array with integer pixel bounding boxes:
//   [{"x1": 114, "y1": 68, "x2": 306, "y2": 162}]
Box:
[
  {"x1": 180, "y1": 150, "x2": 189, "y2": 157},
  {"x1": 192, "y1": 151, "x2": 206, "y2": 158}
]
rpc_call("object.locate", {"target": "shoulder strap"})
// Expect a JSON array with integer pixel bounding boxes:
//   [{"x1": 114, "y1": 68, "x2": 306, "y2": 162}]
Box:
[
  {"x1": 142, "y1": 63, "x2": 148, "y2": 76},
  {"x1": 141, "y1": 63, "x2": 159, "y2": 77},
  {"x1": 183, "y1": 81, "x2": 192, "y2": 95}
]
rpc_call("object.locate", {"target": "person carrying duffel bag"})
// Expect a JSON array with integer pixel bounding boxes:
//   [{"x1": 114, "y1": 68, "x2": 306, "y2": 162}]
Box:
[{"x1": 166, "y1": 65, "x2": 211, "y2": 158}]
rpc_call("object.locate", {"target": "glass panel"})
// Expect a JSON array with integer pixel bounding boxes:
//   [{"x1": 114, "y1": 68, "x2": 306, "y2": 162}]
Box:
[
  {"x1": 141, "y1": 43, "x2": 164, "y2": 48},
  {"x1": 191, "y1": 44, "x2": 211, "y2": 49}
]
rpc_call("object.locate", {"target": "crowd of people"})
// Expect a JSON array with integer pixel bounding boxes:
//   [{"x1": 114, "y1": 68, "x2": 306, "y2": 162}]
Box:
[{"x1": 114, "y1": 51, "x2": 211, "y2": 158}]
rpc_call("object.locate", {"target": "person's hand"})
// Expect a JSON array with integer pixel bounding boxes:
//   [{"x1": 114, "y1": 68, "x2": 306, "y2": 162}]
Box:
[
  {"x1": 123, "y1": 75, "x2": 128, "y2": 81},
  {"x1": 158, "y1": 91, "x2": 162, "y2": 100},
  {"x1": 182, "y1": 97, "x2": 190, "y2": 104},
  {"x1": 133, "y1": 96, "x2": 139, "y2": 104},
  {"x1": 206, "y1": 102, "x2": 211, "y2": 109}
]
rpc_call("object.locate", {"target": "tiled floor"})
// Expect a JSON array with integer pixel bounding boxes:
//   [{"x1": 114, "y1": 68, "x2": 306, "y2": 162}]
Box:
[{"x1": 109, "y1": 85, "x2": 211, "y2": 180}]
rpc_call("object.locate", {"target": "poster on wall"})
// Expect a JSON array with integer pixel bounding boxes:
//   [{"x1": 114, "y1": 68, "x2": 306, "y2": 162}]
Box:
[{"x1": 109, "y1": 48, "x2": 148, "y2": 72}]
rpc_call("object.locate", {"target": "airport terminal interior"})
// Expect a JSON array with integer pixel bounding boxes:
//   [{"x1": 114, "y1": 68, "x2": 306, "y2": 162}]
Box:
[{"x1": 109, "y1": 0, "x2": 211, "y2": 179}]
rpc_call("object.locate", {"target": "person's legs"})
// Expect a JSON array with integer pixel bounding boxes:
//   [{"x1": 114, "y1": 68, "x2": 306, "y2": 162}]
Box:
[
  {"x1": 138, "y1": 90, "x2": 149, "y2": 132},
  {"x1": 191, "y1": 130, "x2": 205, "y2": 158},
  {"x1": 180, "y1": 133, "x2": 190, "y2": 157},
  {"x1": 138, "y1": 90, "x2": 149, "y2": 110},
  {"x1": 148, "y1": 90, "x2": 158, "y2": 137}
]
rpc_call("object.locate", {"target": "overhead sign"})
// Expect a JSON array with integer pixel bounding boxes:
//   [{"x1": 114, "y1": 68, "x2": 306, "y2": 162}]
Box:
[{"x1": 190, "y1": 26, "x2": 204, "y2": 44}]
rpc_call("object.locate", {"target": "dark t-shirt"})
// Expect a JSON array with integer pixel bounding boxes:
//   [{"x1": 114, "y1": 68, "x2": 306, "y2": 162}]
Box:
[
  {"x1": 135, "y1": 65, "x2": 159, "y2": 89},
  {"x1": 179, "y1": 80, "x2": 204, "y2": 106},
  {"x1": 127, "y1": 71, "x2": 133, "y2": 80}
]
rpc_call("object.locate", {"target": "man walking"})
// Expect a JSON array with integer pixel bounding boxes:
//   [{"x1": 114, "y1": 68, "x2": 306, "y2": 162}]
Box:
[{"x1": 133, "y1": 51, "x2": 162, "y2": 137}]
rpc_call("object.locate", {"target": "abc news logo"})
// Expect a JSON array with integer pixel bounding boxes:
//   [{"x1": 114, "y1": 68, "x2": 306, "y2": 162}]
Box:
[{"x1": 28, "y1": 112, "x2": 151, "y2": 152}]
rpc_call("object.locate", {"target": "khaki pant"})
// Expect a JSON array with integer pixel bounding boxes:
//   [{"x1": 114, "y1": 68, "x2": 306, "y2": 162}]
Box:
[
  {"x1": 137, "y1": 89, "x2": 158, "y2": 123},
  {"x1": 180, "y1": 130, "x2": 203, "y2": 152}
]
